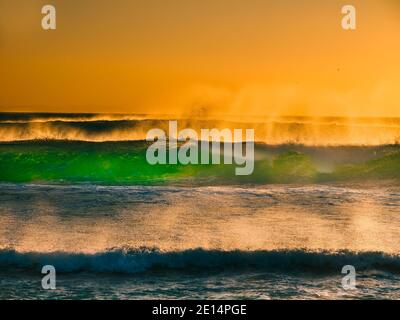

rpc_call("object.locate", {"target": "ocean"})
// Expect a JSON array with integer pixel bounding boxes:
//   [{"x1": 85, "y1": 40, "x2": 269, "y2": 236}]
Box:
[{"x1": 0, "y1": 113, "x2": 399, "y2": 300}]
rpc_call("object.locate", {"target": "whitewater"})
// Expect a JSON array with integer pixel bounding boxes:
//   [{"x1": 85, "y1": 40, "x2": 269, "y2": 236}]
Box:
[{"x1": 1, "y1": 183, "x2": 400, "y2": 299}]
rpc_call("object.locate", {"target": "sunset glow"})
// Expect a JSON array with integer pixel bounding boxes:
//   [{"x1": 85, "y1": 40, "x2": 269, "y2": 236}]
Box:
[{"x1": 1, "y1": 0, "x2": 399, "y2": 117}]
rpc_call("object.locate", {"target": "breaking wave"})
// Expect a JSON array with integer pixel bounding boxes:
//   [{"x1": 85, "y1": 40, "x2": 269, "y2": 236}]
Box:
[
  {"x1": 1, "y1": 113, "x2": 400, "y2": 145},
  {"x1": 1, "y1": 248, "x2": 399, "y2": 274}
]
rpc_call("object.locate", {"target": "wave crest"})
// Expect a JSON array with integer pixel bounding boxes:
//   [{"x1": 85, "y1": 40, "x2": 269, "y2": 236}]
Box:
[
  {"x1": 1, "y1": 248, "x2": 399, "y2": 274},
  {"x1": 2, "y1": 116, "x2": 400, "y2": 145}
]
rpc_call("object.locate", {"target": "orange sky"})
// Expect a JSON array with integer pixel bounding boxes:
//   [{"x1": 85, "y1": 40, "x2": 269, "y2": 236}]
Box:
[{"x1": 0, "y1": 0, "x2": 399, "y2": 117}]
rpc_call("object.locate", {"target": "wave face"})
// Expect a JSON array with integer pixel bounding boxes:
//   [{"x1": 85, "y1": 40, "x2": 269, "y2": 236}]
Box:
[
  {"x1": 2, "y1": 113, "x2": 400, "y2": 145},
  {"x1": 1, "y1": 248, "x2": 399, "y2": 274},
  {"x1": 0, "y1": 140, "x2": 399, "y2": 184}
]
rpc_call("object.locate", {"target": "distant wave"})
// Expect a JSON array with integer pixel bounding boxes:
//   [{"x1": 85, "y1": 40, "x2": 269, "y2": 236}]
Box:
[
  {"x1": 1, "y1": 113, "x2": 400, "y2": 145},
  {"x1": 1, "y1": 248, "x2": 399, "y2": 274},
  {"x1": 0, "y1": 113, "x2": 156, "y2": 123}
]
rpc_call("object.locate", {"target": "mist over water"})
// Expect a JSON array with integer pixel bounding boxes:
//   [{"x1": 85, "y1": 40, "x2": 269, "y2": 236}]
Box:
[
  {"x1": 1, "y1": 0, "x2": 400, "y2": 300},
  {"x1": 1, "y1": 183, "x2": 400, "y2": 299},
  {"x1": 1, "y1": 113, "x2": 400, "y2": 145},
  {"x1": 1, "y1": 113, "x2": 400, "y2": 299}
]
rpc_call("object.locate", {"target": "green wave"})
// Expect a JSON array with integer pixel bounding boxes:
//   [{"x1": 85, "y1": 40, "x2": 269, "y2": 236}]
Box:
[{"x1": 0, "y1": 141, "x2": 399, "y2": 185}]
